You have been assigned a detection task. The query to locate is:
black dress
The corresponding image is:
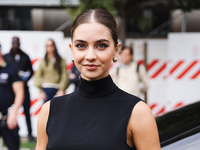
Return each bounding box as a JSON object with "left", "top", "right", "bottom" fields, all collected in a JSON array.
[{"left": 46, "top": 75, "right": 141, "bottom": 150}]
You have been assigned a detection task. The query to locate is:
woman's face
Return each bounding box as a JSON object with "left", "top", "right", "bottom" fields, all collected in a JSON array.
[
  {"left": 46, "top": 40, "right": 55, "bottom": 55},
  {"left": 70, "top": 22, "right": 121, "bottom": 81}
]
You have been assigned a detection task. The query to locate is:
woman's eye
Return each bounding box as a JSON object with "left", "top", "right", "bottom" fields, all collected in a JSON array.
[
  {"left": 75, "top": 43, "right": 86, "bottom": 49},
  {"left": 97, "top": 43, "right": 108, "bottom": 49}
]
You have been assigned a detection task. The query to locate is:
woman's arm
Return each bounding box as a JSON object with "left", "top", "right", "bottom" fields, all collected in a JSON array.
[
  {"left": 128, "top": 101, "right": 161, "bottom": 150},
  {"left": 36, "top": 101, "right": 50, "bottom": 150}
]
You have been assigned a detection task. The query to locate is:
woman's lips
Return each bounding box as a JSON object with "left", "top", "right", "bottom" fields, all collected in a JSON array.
[{"left": 84, "top": 64, "right": 99, "bottom": 71}]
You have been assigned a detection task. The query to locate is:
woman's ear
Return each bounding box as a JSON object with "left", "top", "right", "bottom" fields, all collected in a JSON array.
[
  {"left": 115, "top": 43, "right": 121, "bottom": 58},
  {"left": 69, "top": 43, "right": 75, "bottom": 63}
]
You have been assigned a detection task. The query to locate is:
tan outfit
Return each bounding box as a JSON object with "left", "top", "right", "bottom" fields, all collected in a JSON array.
[{"left": 34, "top": 57, "right": 69, "bottom": 92}]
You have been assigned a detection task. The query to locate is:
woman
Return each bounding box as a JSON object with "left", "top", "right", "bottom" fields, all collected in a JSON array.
[
  {"left": 36, "top": 9, "right": 161, "bottom": 150},
  {"left": 34, "top": 39, "right": 69, "bottom": 102}
]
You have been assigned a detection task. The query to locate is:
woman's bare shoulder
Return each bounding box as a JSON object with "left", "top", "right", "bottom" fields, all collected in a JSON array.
[
  {"left": 38, "top": 101, "right": 50, "bottom": 123},
  {"left": 134, "top": 101, "right": 152, "bottom": 114},
  {"left": 36, "top": 101, "right": 50, "bottom": 150},
  {"left": 131, "top": 101, "right": 155, "bottom": 125},
  {"left": 129, "top": 101, "right": 161, "bottom": 150}
]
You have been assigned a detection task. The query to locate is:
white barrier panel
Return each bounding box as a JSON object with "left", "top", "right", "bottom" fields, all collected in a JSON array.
[
  {"left": 166, "top": 33, "right": 200, "bottom": 110},
  {"left": 125, "top": 35, "right": 200, "bottom": 116}
]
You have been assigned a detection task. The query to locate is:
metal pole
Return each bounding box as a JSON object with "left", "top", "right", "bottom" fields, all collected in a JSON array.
[
  {"left": 144, "top": 41, "right": 148, "bottom": 104},
  {"left": 181, "top": 12, "right": 186, "bottom": 32}
]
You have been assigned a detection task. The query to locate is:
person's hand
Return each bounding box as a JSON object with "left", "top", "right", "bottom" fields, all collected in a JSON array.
[
  {"left": 40, "top": 91, "right": 46, "bottom": 101},
  {"left": 7, "top": 111, "right": 18, "bottom": 130},
  {"left": 56, "top": 90, "right": 65, "bottom": 96}
]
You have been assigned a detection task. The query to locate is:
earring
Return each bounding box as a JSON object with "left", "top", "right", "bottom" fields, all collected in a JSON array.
[
  {"left": 72, "top": 58, "right": 75, "bottom": 63},
  {"left": 113, "top": 57, "right": 118, "bottom": 62}
]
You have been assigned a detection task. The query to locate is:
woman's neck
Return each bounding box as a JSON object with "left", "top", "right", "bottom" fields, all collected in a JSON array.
[{"left": 78, "top": 75, "right": 117, "bottom": 98}]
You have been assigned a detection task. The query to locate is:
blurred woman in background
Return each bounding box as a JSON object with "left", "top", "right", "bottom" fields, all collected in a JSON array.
[{"left": 34, "top": 39, "right": 69, "bottom": 102}]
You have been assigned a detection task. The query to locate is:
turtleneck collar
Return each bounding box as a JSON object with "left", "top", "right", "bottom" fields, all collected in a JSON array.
[{"left": 78, "top": 75, "right": 117, "bottom": 98}]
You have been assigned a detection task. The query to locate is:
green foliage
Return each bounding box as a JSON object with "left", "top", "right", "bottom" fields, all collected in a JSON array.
[
  {"left": 20, "top": 140, "right": 36, "bottom": 149},
  {"left": 137, "top": 14, "right": 153, "bottom": 32},
  {"left": 127, "top": 10, "right": 153, "bottom": 32}
]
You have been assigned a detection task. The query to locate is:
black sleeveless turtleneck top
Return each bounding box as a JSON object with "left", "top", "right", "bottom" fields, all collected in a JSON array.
[{"left": 46, "top": 75, "right": 141, "bottom": 150}]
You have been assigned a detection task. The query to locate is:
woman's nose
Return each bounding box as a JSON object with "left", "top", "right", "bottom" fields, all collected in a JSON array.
[{"left": 85, "top": 47, "right": 97, "bottom": 61}]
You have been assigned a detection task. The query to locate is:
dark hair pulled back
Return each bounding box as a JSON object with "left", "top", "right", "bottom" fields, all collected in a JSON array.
[{"left": 71, "top": 9, "right": 118, "bottom": 46}]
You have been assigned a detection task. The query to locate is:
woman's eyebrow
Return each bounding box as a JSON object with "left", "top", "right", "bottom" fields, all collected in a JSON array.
[
  {"left": 74, "top": 39, "right": 110, "bottom": 44},
  {"left": 74, "top": 39, "right": 87, "bottom": 43},
  {"left": 95, "top": 39, "right": 110, "bottom": 43}
]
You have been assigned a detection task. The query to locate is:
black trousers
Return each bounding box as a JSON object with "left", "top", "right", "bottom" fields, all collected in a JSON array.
[
  {"left": 0, "top": 123, "right": 20, "bottom": 150},
  {"left": 23, "top": 86, "right": 32, "bottom": 136}
]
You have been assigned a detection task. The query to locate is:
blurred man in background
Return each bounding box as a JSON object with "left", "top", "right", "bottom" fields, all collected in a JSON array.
[
  {"left": 112, "top": 46, "right": 149, "bottom": 98},
  {"left": 4, "top": 37, "right": 34, "bottom": 141}
]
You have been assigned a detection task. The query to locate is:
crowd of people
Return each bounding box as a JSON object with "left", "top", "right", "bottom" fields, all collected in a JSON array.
[
  {"left": 0, "top": 37, "right": 71, "bottom": 149},
  {"left": 0, "top": 9, "right": 159, "bottom": 150}
]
